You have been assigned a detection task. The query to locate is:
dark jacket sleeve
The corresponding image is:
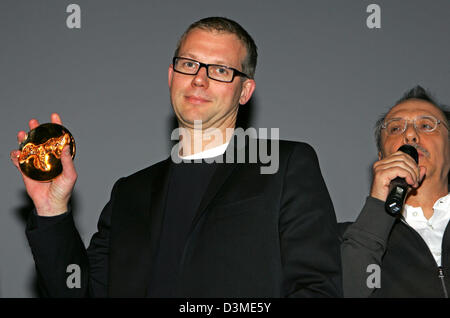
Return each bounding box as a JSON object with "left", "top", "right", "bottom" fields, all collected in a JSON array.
[
  {"left": 279, "top": 143, "right": 343, "bottom": 297},
  {"left": 341, "top": 196, "right": 396, "bottom": 297},
  {"left": 25, "top": 178, "right": 123, "bottom": 297}
]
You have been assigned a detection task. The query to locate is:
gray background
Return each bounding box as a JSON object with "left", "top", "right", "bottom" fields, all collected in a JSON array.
[{"left": 1, "top": 0, "right": 449, "bottom": 297}]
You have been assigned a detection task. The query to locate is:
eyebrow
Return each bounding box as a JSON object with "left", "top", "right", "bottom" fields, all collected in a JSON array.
[
  {"left": 179, "top": 53, "right": 235, "bottom": 68},
  {"left": 386, "top": 114, "right": 441, "bottom": 121}
]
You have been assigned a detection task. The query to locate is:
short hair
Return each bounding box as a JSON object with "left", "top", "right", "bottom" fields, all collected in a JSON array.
[
  {"left": 374, "top": 85, "right": 450, "bottom": 153},
  {"left": 173, "top": 17, "right": 258, "bottom": 79}
]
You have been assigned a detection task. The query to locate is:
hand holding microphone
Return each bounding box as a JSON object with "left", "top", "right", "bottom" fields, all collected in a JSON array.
[
  {"left": 370, "top": 144, "right": 427, "bottom": 215},
  {"left": 385, "top": 145, "right": 418, "bottom": 214}
]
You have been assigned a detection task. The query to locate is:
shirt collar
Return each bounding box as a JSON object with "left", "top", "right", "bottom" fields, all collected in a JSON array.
[
  {"left": 403, "top": 193, "right": 450, "bottom": 221},
  {"left": 433, "top": 193, "right": 450, "bottom": 211},
  {"left": 179, "top": 141, "right": 230, "bottom": 160}
]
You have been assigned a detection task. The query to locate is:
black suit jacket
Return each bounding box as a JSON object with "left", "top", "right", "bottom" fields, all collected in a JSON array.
[{"left": 26, "top": 140, "right": 342, "bottom": 297}]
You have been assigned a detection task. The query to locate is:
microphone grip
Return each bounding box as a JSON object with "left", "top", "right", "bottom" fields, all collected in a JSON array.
[
  {"left": 385, "top": 177, "right": 409, "bottom": 215},
  {"left": 384, "top": 144, "right": 418, "bottom": 215}
]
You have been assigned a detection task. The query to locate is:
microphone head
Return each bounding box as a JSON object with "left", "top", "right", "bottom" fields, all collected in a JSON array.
[{"left": 398, "top": 144, "right": 419, "bottom": 164}]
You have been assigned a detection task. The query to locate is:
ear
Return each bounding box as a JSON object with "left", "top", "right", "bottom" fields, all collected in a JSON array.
[
  {"left": 168, "top": 64, "right": 174, "bottom": 89},
  {"left": 238, "top": 79, "right": 256, "bottom": 105}
]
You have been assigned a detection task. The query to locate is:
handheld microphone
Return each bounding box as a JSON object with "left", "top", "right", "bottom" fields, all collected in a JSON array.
[{"left": 385, "top": 144, "right": 419, "bottom": 215}]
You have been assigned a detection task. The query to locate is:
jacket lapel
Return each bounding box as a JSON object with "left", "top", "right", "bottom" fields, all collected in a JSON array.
[
  {"left": 108, "top": 158, "right": 172, "bottom": 297},
  {"left": 145, "top": 158, "right": 172, "bottom": 293},
  {"left": 189, "top": 137, "right": 247, "bottom": 232},
  {"left": 191, "top": 159, "right": 237, "bottom": 228}
]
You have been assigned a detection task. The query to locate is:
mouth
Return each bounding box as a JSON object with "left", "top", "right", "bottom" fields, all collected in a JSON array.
[
  {"left": 415, "top": 147, "right": 429, "bottom": 159},
  {"left": 185, "top": 95, "right": 211, "bottom": 105},
  {"left": 408, "top": 143, "right": 430, "bottom": 160},
  {"left": 417, "top": 152, "right": 425, "bottom": 162}
]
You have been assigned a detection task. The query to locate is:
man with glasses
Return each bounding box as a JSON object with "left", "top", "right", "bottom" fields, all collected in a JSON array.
[
  {"left": 12, "top": 17, "right": 342, "bottom": 297},
  {"left": 341, "top": 86, "right": 450, "bottom": 297}
]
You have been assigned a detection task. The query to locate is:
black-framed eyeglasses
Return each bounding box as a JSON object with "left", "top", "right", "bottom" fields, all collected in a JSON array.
[
  {"left": 381, "top": 115, "right": 450, "bottom": 135},
  {"left": 172, "top": 57, "right": 250, "bottom": 83}
]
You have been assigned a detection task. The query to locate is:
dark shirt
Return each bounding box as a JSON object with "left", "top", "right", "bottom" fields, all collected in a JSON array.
[{"left": 147, "top": 159, "right": 218, "bottom": 297}]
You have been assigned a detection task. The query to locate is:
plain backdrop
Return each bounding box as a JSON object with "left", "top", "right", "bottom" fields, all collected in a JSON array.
[{"left": 1, "top": 0, "right": 449, "bottom": 297}]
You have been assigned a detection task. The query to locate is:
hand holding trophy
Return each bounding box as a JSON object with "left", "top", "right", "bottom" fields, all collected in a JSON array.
[{"left": 10, "top": 113, "right": 78, "bottom": 216}]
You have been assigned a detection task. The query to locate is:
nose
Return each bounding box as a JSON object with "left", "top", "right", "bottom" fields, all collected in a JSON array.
[
  {"left": 191, "top": 66, "right": 209, "bottom": 88},
  {"left": 403, "top": 121, "right": 420, "bottom": 144}
]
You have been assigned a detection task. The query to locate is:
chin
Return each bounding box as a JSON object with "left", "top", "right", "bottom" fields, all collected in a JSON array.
[
  {"left": 181, "top": 110, "right": 212, "bottom": 125},
  {"left": 179, "top": 116, "right": 208, "bottom": 128}
]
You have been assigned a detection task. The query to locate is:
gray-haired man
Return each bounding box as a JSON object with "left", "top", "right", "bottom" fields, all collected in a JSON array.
[{"left": 341, "top": 86, "right": 450, "bottom": 297}]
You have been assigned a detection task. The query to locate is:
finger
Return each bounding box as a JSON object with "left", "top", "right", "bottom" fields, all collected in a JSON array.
[
  {"left": 376, "top": 161, "right": 418, "bottom": 186},
  {"left": 375, "top": 153, "right": 420, "bottom": 181},
  {"left": 404, "top": 174, "right": 417, "bottom": 187},
  {"left": 29, "top": 118, "right": 40, "bottom": 130},
  {"left": 10, "top": 150, "right": 20, "bottom": 169},
  {"left": 51, "top": 113, "right": 63, "bottom": 125},
  {"left": 393, "top": 151, "right": 421, "bottom": 176},
  {"left": 374, "top": 152, "right": 409, "bottom": 168},
  {"left": 10, "top": 150, "right": 48, "bottom": 196},
  {"left": 17, "top": 130, "right": 27, "bottom": 144},
  {"left": 395, "top": 159, "right": 419, "bottom": 185},
  {"left": 385, "top": 167, "right": 416, "bottom": 186},
  {"left": 60, "top": 146, "right": 77, "bottom": 182},
  {"left": 10, "top": 151, "right": 32, "bottom": 184},
  {"left": 386, "top": 151, "right": 419, "bottom": 166},
  {"left": 376, "top": 159, "right": 418, "bottom": 180}
]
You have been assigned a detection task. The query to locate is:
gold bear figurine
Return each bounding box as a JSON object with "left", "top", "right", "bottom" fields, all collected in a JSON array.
[
  {"left": 19, "top": 123, "right": 76, "bottom": 182},
  {"left": 19, "top": 133, "right": 71, "bottom": 172}
]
